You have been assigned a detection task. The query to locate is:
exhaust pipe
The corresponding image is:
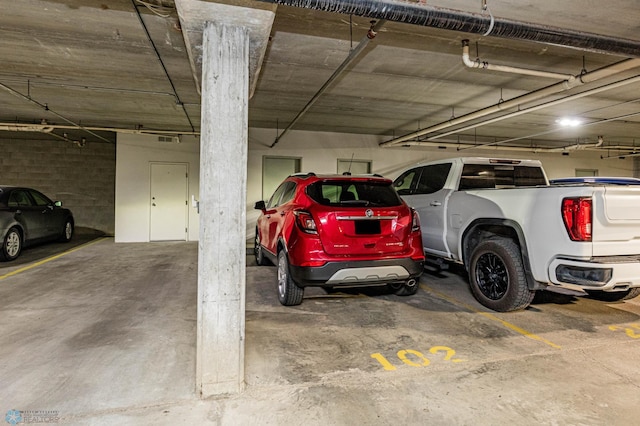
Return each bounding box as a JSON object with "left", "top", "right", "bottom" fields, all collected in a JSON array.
[{"left": 406, "top": 278, "right": 417, "bottom": 288}]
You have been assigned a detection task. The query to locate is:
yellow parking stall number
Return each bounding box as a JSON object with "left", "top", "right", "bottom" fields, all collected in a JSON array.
[
  {"left": 371, "top": 346, "right": 464, "bottom": 371},
  {"left": 398, "top": 349, "right": 431, "bottom": 367},
  {"left": 608, "top": 323, "right": 640, "bottom": 339}
]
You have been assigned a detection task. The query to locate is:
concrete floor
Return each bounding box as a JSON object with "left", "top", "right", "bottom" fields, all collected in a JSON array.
[{"left": 1, "top": 238, "right": 640, "bottom": 425}]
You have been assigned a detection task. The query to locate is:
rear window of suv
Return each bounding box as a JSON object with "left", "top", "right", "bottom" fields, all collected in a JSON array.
[{"left": 306, "top": 180, "right": 402, "bottom": 207}]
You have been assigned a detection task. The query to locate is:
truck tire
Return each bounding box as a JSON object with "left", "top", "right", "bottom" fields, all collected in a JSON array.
[
  {"left": 586, "top": 287, "right": 640, "bottom": 302},
  {"left": 277, "top": 250, "right": 304, "bottom": 306},
  {"left": 469, "top": 237, "right": 535, "bottom": 312}
]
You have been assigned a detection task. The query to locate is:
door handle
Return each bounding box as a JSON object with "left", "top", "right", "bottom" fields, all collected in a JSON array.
[
  {"left": 152, "top": 203, "right": 156, "bottom": 206},
  {"left": 280, "top": 211, "right": 286, "bottom": 216},
  {"left": 430, "top": 201, "right": 442, "bottom": 206}
]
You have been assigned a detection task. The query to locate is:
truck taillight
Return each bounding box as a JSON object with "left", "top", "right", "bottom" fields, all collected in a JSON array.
[
  {"left": 411, "top": 209, "right": 421, "bottom": 233},
  {"left": 294, "top": 211, "right": 318, "bottom": 234},
  {"left": 561, "top": 197, "right": 592, "bottom": 241}
]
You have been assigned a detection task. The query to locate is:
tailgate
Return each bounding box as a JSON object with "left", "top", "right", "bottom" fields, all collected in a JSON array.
[
  {"left": 592, "top": 186, "right": 640, "bottom": 254},
  {"left": 316, "top": 208, "right": 411, "bottom": 256}
]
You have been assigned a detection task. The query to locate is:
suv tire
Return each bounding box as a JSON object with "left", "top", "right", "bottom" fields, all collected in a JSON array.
[
  {"left": 254, "top": 229, "right": 268, "bottom": 266},
  {"left": 277, "top": 250, "right": 304, "bottom": 306}
]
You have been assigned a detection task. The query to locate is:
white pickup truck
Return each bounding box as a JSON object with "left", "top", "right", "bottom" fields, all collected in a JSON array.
[{"left": 393, "top": 157, "right": 640, "bottom": 311}]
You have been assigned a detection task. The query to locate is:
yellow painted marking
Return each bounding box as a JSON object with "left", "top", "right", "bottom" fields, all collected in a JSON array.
[
  {"left": 0, "top": 237, "right": 108, "bottom": 281},
  {"left": 608, "top": 324, "right": 640, "bottom": 339},
  {"left": 421, "top": 284, "right": 561, "bottom": 350},
  {"left": 429, "top": 345, "right": 465, "bottom": 363},
  {"left": 370, "top": 353, "right": 397, "bottom": 371},
  {"left": 398, "top": 349, "right": 430, "bottom": 367}
]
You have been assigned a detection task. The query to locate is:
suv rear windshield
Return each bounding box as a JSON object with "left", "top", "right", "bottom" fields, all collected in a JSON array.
[
  {"left": 459, "top": 164, "right": 546, "bottom": 190},
  {"left": 306, "top": 180, "right": 402, "bottom": 207}
]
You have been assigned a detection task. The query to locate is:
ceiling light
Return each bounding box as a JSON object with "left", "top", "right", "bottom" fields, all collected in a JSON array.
[{"left": 556, "top": 117, "right": 583, "bottom": 127}]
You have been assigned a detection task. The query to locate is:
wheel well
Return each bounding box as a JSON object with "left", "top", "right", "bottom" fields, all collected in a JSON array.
[
  {"left": 462, "top": 224, "right": 520, "bottom": 267},
  {"left": 10, "top": 225, "right": 24, "bottom": 240},
  {"left": 462, "top": 220, "right": 544, "bottom": 291}
]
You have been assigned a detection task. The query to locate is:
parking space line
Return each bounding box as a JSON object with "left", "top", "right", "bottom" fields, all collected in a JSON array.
[
  {"left": 0, "top": 237, "right": 108, "bottom": 281},
  {"left": 421, "top": 284, "right": 562, "bottom": 350}
]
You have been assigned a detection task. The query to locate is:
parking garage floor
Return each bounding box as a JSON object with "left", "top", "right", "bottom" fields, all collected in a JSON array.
[{"left": 1, "top": 238, "right": 640, "bottom": 425}]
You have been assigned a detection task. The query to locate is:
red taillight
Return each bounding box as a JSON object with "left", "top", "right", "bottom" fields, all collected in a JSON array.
[
  {"left": 411, "top": 209, "right": 421, "bottom": 233},
  {"left": 294, "top": 210, "right": 318, "bottom": 234},
  {"left": 561, "top": 197, "right": 592, "bottom": 241}
]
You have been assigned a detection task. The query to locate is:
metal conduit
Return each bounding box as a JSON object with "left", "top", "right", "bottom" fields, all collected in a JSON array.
[
  {"left": 380, "top": 58, "right": 640, "bottom": 147},
  {"left": 257, "top": 0, "right": 640, "bottom": 58},
  {"left": 132, "top": 0, "right": 196, "bottom": 133},
  {"left": 271, "top": 19, "right": 386, "bottom": 147},
  {"left": 424, "top": 74, "right": 640, "bottom": 147},
  {"left": 0, "top": 82, "right": 115, "bottom": 144}
]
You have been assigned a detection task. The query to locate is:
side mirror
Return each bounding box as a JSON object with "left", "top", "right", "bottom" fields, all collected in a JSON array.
[
  {"left": 254, "top": 200, "right": 266, "bottom": 211},
  {"left": 54, "top": 201, "right": 62, "bottom": 207}
]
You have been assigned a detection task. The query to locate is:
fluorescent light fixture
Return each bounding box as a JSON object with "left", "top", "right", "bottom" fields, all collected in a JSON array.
[{"left": 556, "top": 117, "right": 583, "bottom": 127}]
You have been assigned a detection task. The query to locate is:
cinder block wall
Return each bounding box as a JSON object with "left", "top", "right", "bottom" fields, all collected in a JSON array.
[{"left": 0, "top": 136, "right": 115, "bottom": 234}]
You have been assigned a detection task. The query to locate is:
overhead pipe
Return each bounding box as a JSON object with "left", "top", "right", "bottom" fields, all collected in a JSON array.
[
  {"left": 454, "top": 110, "right": 640, "bottom": 152},
  {"left": 380, "top": 58, "right": 640, "bottom": 147},
  {"left": 0, "top": 82, "right": 115, "bottom": 144},
  {"left": 0, "top": 124, "right": 54, "bottom": 133},
  {"left": 132, "top": 0, "right": 195, "bottom": 133},
  {"left": 257, "top": 0, "right": 640, "bottom": 58},
  {"left": 417, "top": 74, "right": 640, "bottom": 148},
  {"left": 0, "top": 121, "right": 200, "bottom": 136},
  {"left": 461, "top": 39, "right": 574, "bottom": 80},
  {"left": 397, "top": 136, "right": 635, "bottom": 154},
  {"left": 547, "top": 136, "right": 604, "bottom": 153},
  {"left": 271, "top": 19, "right": 386, "bottom": 147}
]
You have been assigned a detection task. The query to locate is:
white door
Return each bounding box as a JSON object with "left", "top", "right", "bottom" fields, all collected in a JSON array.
[{"left": 150, "top": 163, "right": 188, "bottom": 241}]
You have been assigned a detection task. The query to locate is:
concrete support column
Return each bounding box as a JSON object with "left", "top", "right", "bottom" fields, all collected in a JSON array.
[{"left": 197, "top": 21, "right": 248, "bottom": 397}]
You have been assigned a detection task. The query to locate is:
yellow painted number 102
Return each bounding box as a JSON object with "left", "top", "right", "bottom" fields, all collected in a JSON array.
[{"left": 371, "top": 346, "right": 465, "bottom": 371}]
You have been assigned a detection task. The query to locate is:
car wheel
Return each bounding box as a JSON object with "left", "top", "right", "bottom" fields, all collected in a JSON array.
[
  {"left": 469, "top": 237, "right": 535, "bottom": 312},
  {"left": 586, "top": 288, "right": 640, "bottom": 302},
  {"left": 60, "top": 219, "right": 74, "bottom": 242},
  {"left": 254, "top": 229, "right": 268, "bottom": 266},
  {"left": 1, "top": 227, "right": 22, "bottom": 261},
  {"left": 390, "top": 278, "right": 419, "bottom": 296},
  {"left": 277, "top": 250, "right": 304, "bottom": 306}
]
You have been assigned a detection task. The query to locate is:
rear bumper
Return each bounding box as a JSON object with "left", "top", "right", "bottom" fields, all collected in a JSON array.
[
  {"left": 548, "top": 255, "right": 640, "bottom": 292},
  {"left": 289, "top": 258, "right": 424, "bottom": 287}
]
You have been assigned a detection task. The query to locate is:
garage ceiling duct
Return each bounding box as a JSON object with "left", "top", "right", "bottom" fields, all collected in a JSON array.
[{"left": 257, "top": 0, "right": 640, "bottom": 58}]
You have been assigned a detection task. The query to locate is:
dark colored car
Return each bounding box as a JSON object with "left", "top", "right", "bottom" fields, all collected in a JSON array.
[
  {"left": 254, "top": 173, "right": 425, "bottom": 306},
  {"left": 0, "top": 186, "right": 74, "bottom": 261}
]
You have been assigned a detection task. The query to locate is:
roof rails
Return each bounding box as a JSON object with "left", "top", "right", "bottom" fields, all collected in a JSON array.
[
  {"left": 289, "top": 172, "right": 385, "bottom": 179},
  {"left": 290, "top": 172, "right": 316, "bottom": 179}
]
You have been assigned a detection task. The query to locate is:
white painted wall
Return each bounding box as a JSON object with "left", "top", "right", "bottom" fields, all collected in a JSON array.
[
  {"left": 115, "top": 133, "right": 200, "bottom": 242},
  {"left": 112, "top": 128, "right": 635, "bottom": 243}
]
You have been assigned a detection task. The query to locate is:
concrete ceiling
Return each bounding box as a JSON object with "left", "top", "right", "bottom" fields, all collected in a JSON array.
[{"left": 2, "top": 0, "right": 640, "bottom": 156}]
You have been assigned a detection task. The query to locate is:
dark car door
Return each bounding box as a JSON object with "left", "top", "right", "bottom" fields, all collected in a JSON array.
[
  {"left": 27, "top": 189, "right": 63, "bottom": 238},
  {"left": 7, "top": 189, "right": 47, "bottom": 241}
]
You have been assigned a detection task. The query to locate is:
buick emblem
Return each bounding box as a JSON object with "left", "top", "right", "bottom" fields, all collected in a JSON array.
[{"left": 365, "top": 209, "right": 374, "bottom": 218}]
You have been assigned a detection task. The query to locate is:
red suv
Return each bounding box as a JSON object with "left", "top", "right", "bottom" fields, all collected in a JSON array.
[{"left": 254, "top": 173, "right": 425, "bottom": 306}]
